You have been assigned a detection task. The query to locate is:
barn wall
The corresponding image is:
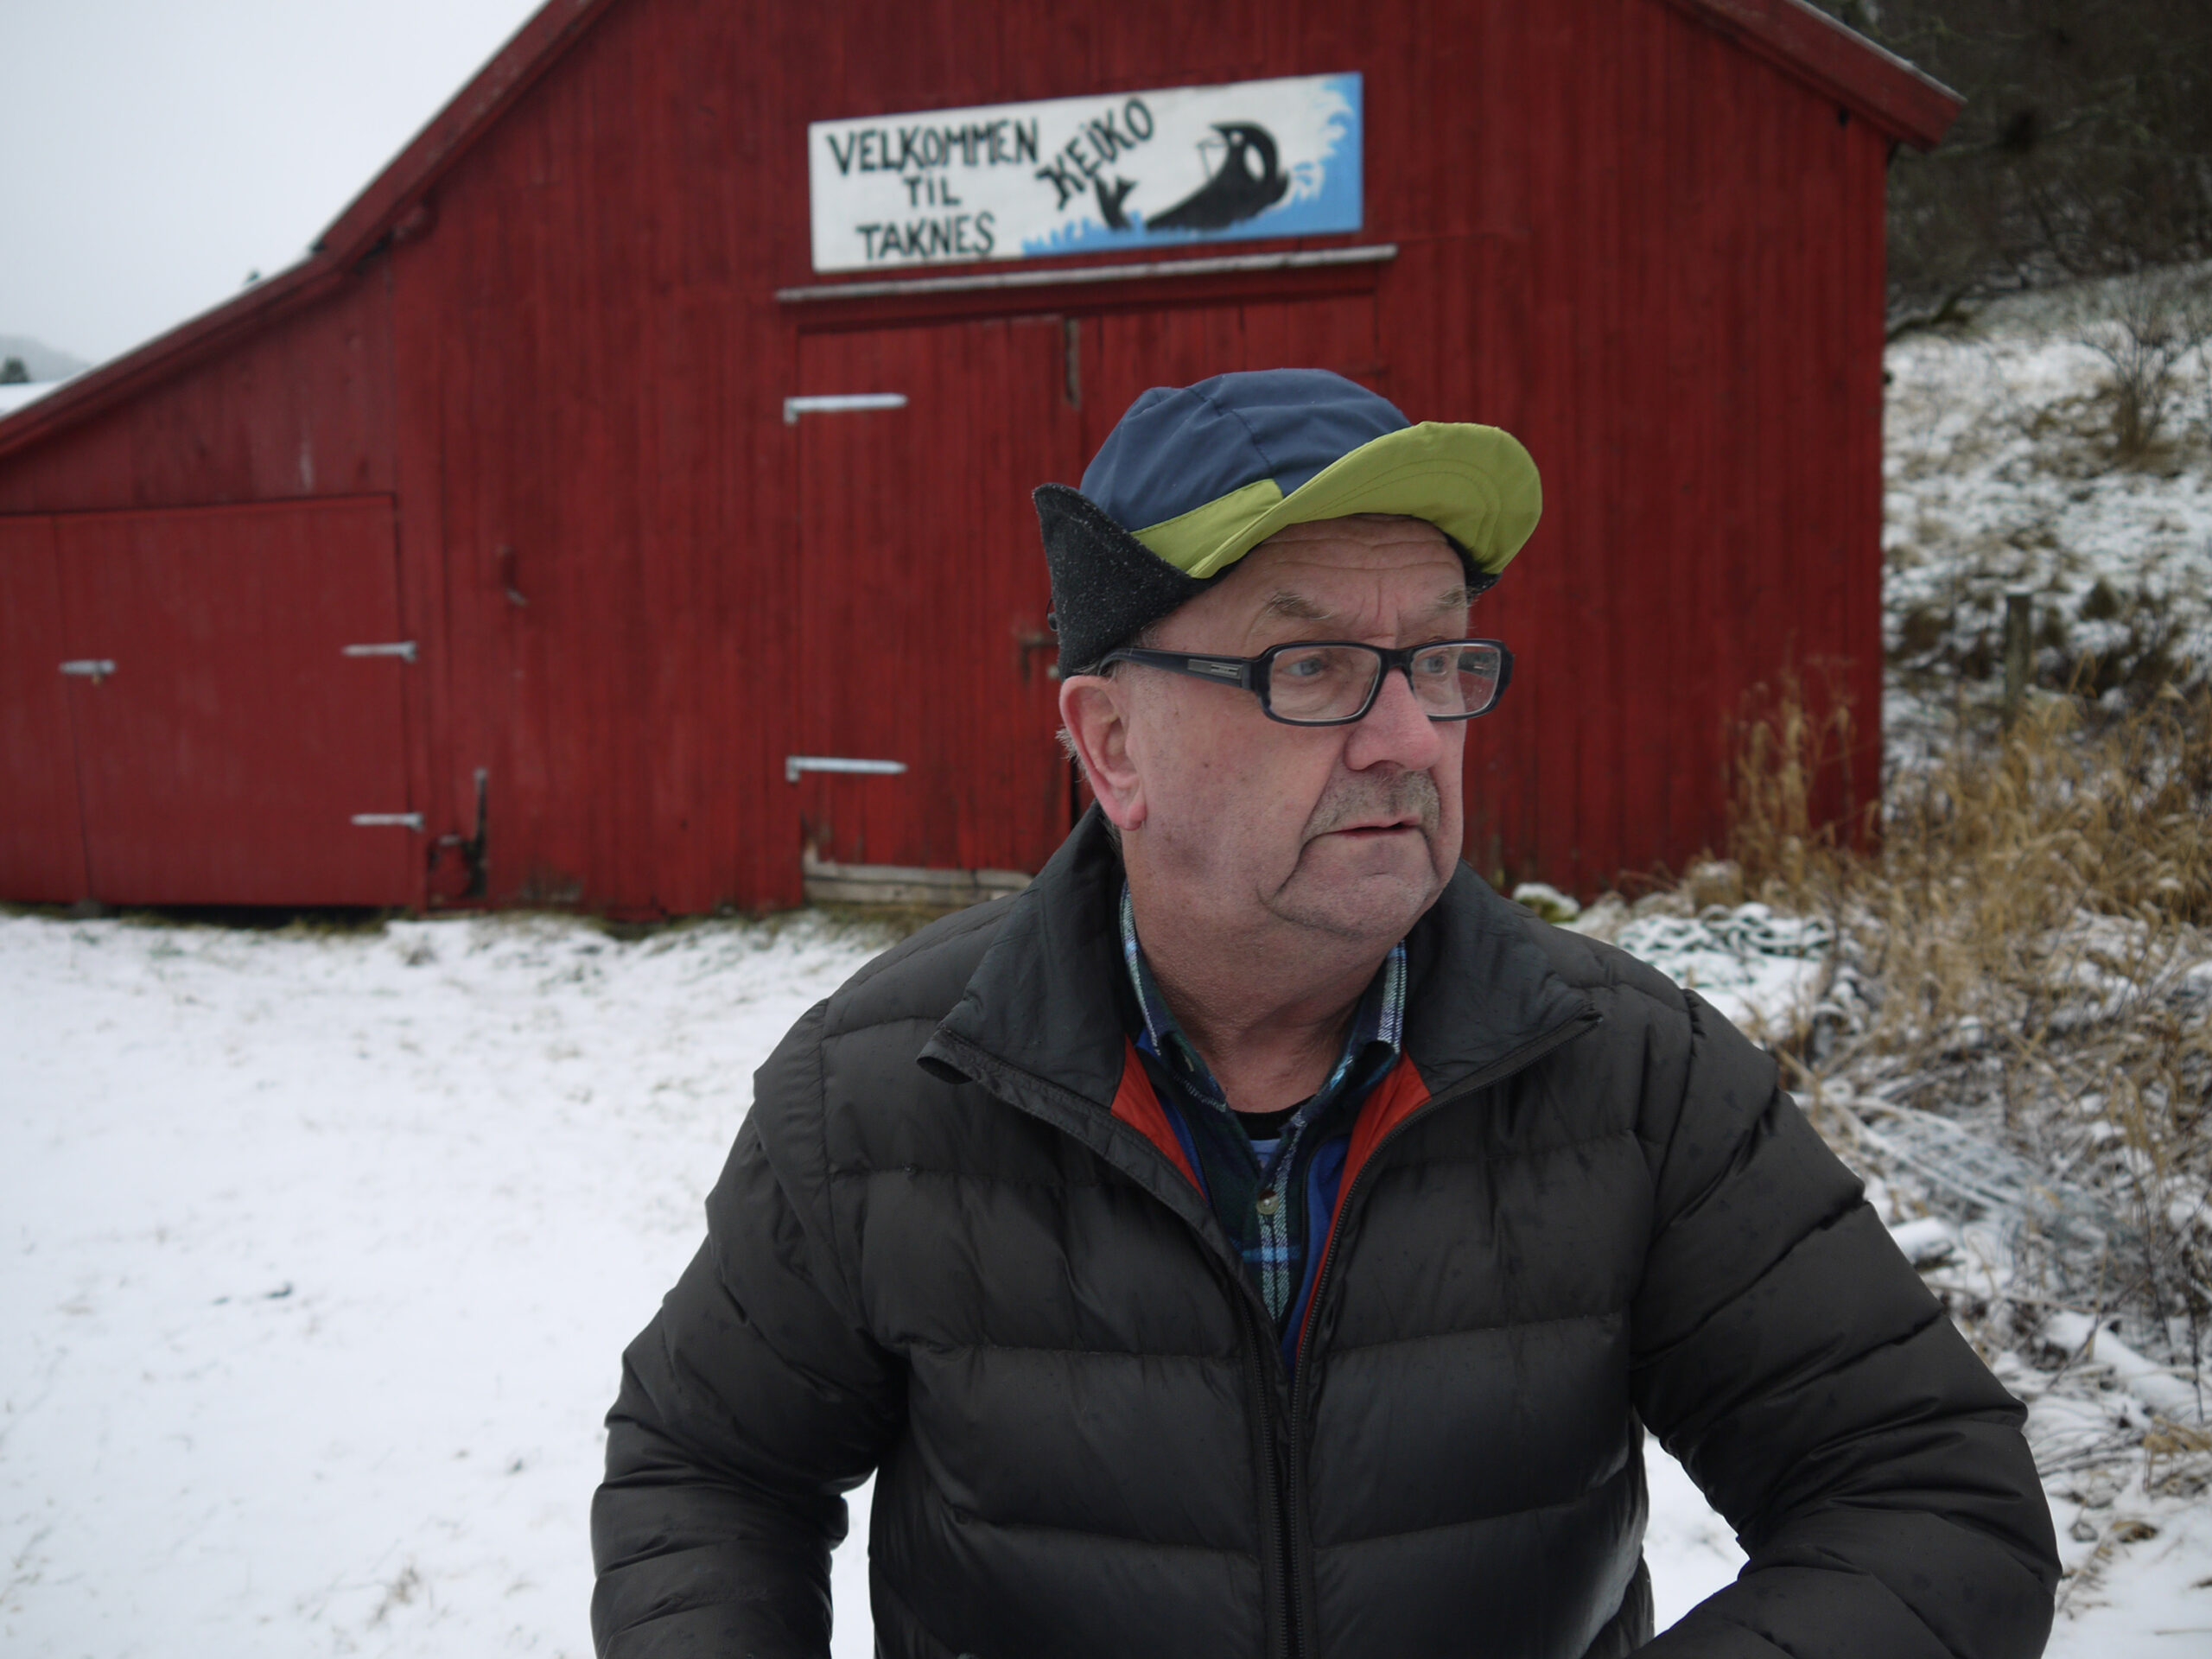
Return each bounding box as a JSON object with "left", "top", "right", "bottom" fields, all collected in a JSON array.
[
  {"left": 0, "top": 276, "right": 396, "bottom": 517},
  {"left": 1394, "top": 0, "right": 1893, "bottom": 892},
  {"left": 387, "top": 0, "right": 812, "bottom": 914},
  {"left": 0, "top": 0, "right": 1899, "bottom": 912},
  {"left": 378, "top": 0, "right": 1890, "bottom": 910}
]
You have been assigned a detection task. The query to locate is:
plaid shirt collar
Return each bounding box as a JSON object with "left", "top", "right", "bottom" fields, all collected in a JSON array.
[{"left": 1118, "top": 882, "right": 1407, "bottom": 1127}]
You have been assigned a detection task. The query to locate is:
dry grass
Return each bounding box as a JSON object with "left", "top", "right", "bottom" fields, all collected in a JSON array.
[
  {"left": 1714, "top": 679, "right": 2212, "bottom": 1447},
  {"left": 1730, "top": 683, "right": 2212, "bottom": 1040}
]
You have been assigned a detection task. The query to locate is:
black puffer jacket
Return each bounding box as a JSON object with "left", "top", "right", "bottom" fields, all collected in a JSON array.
[{"left": 592, "top": 812, "right": 2056, "bottom": 1658}]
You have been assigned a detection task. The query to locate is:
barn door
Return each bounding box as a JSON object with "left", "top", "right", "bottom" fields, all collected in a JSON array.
[
  {"left": 50, "top": 497, "right": 417, "bottom": 906},
  {"left": 1047, "top": 291, "right": 1389, "bottom": 823},
  {"left": 791, "top": 317, "right": 1083, "bottom": 892},
  {"left": 0, "top": 516, "right": 88, "bottom": 900},
  {"left": 1078, "top": 294, "right": 1386, "bottom": 453}
]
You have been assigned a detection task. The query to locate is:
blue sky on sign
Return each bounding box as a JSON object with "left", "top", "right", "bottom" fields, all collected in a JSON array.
[{"left": 0, "top": 0, "right": 543, "bottom": 367}]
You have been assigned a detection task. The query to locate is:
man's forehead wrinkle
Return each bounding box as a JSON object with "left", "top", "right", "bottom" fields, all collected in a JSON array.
[
  {"left": 1254, "top": 581, "right": 1470, "bottom": 628},
  {"left": 1262, "top": 590, "right": 1332, "bottom": 622}
]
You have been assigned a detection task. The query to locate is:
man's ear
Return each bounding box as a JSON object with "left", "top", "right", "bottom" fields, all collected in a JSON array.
[{"left": 1058, "top": 675, "right": 1147, "bottom": 832}]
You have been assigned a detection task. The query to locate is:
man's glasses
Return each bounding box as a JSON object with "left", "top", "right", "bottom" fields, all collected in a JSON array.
[{"left": 1096, "top": 639, "right": 1514, "bottom": 728}]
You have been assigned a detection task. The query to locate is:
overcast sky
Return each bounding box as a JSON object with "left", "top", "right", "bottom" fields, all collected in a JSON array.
[{"left": 1, "top": 0, "right": 546, "bottom": 368}]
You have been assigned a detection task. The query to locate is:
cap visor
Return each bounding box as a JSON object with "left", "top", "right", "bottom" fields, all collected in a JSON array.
[{"left": 1134, "top": 422, "right": 1542, "bottom": 582}]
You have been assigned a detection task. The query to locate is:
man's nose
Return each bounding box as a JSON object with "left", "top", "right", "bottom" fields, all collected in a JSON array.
[{"left": 1344, "top": 661, "right": 1447, "bottom": 771}]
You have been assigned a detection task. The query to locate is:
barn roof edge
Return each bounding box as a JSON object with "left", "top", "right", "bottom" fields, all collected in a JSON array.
[
  {"left": 0, "top": 0, "right": 618, "bottom": 468},
  {"left": 1666, "top": 0, "right": 1962, "bottom": 149},
  {"left": 0, "top": 0, "right": 1959, "bottom": 467}
]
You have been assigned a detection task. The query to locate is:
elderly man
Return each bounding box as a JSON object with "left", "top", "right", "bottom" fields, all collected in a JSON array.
[{"left": 591, "top": 371, "right": 2056, "bottom": 1658}]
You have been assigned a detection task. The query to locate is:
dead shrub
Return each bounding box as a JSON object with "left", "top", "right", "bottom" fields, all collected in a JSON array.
[
  {"left": 1726, "top": 682, "right": 2212, "bottom": 1412},
  {"left": 2075, "top": 268, "right": 2212, "bottom": 460}
]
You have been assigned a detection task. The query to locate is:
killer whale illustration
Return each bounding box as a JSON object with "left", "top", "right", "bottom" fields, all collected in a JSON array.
[
  {"left": 1145, "top": 123, "right": 1290, "bottom": 232},
  {"left": 1094, "top": 175, "right": 1138, "bottom": 231}
]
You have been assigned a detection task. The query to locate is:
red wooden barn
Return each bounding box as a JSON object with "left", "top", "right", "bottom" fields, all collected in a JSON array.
[{"left": 0, "top": 0, "right": 1956, "bottom": 917}]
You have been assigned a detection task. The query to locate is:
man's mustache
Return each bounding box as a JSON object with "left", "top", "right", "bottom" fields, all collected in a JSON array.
[{"left": 1302, "top": 771, "right": 1442, "bottom": 840}]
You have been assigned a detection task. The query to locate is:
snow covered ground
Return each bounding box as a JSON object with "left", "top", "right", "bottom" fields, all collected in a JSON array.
[
  {"left": 0, "top": 906, "right": 2186, "bottom": 1656},
  {"left": 0, "top": 912, "right": 866, "bottom": 1657}
]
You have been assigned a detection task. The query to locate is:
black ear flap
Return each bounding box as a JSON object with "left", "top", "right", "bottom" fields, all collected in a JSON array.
[
  {"left": 1033, "top": 483, "right": 1211, "bottom": 675},
  {"left": 1444, "top": 534, "right": 1499, "bottom": 598}
]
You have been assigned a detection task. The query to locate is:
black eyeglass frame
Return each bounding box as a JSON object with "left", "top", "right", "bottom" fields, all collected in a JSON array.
[{"left": 1096, "top": 638, "right": 1516, "bottom": 728}]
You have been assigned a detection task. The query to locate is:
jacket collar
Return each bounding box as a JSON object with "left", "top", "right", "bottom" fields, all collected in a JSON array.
[{"left": 921, "top": 807, "right": 1595, "bottom": 1133}]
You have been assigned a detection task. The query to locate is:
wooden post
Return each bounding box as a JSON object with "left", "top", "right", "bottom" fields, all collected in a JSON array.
[{"left": 2003, "top": 591, "right": 2033, "bottom": 727}]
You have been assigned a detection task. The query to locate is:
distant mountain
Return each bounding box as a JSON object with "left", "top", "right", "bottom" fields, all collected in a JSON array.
[{"left": 0, "top": 334, "right": 93, "bottom": 383}]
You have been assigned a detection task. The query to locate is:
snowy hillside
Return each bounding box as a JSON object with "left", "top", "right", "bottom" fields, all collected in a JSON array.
[
  {"left": 0, "top": 334, "right": 92, "bottom": 384},
  {"left": 1882, "top": 273, "right": 2212, "bottom": 756}
]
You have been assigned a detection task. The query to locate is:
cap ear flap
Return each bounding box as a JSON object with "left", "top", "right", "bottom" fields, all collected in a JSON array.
[
  {"left": 1440, "top": 531, "right": 1499, "bottom": 599},
  {"left": 1034, "top": 483, "right": 1211, "bottom": 675}
]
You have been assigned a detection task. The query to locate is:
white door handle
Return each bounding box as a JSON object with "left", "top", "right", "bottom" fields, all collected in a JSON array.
[
  {"left": 785, "top": 755, "right": 908, "bottom": 784},
  {"left": 783, "top": 392, "right": 907, "bottom": 424}
]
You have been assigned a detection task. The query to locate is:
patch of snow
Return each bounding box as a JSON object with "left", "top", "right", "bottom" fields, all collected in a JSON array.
[
  {"left": 0, "top": 379, "right": 68, "bottom": 418},
  {"left": 1510, "top": 881, "right": 1580, "bottom": 924},
  {"left": 1607, "top": 904, "right": 1832, "bottom": 1039},
  {"left": 1886, "top": 1216, "right": 1961, "bottom": 1268},
  {"left": 2045, "top": 1312, "right": 2207, "bottom": 1425},
  {"left": 1, "top": 911, "right": 876, "bottom": 1658},
  {"left": 2044, "top": 1461, "right": 2212, "bottom": 1656},
  {"left": 1642, "top": 1441, "right": 1745, "bottom": 1628}
]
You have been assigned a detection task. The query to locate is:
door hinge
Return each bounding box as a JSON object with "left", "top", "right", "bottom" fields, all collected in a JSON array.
[
  {"left": 343, "top": 641, "right": 417, "bottom": 662},
  {"left": 59, "top": 659, "right": 116, "bottom": 682},
  {"left": 351, "top": 812, "right": 424, "bottom": 831}
]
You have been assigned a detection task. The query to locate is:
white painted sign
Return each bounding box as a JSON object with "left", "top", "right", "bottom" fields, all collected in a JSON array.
[{"left": 808, "top": 73, "right": 1362, "bottom": 273}]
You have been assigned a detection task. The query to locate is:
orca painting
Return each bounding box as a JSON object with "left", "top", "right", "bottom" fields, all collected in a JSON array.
[
  {"left": 1094, "top": 175, "right": 1139, "bottom": 231},
  {"left": 1145, "top": 124, "right": 1291, "bottom": 232}
]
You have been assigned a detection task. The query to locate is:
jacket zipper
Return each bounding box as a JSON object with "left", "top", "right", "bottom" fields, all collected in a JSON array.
[
  {"left": 1231, "top": 1286, "right": 1296, "bottom": 1659},
  {"left": 1281, "top": 1007, "right": 1602, "bottom": 1659},
  {"left": 931, "top": 1007, "right": 1599, "bottom": 1659}
]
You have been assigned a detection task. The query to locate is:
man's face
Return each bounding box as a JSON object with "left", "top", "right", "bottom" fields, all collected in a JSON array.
[{"left": 1068, "top": 514, "right": 1471, "bottom": 946}]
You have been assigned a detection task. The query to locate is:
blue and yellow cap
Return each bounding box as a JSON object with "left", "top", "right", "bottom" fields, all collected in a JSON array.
[{"left": 1036, "top": 368, "right": 1541, "bottom": 673}]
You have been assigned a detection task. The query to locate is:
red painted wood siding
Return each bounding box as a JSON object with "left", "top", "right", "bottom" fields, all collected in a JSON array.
[
  {"left": 0, "top": 516, "right": 89, "bottom": 900},
  {"left": 0, "top": 0, "right": 1896, "bottom": 910},
  {"left": 40, "top": 499, "right": 416, "bottom": 906},
  {"left": 0, "top": 276, "right": 396, "bottom": 518},
  {"left": 792, "top": 317, "right": 1079, "bottom": 874}
]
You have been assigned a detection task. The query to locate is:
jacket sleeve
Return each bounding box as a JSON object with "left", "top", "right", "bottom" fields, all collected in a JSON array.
[
  {"left": 1630, "top": 992, "right": 2059, "bottom": 1659},
  {"left": 591, "top": 1002, "right": 901, "bottom": 1657}
]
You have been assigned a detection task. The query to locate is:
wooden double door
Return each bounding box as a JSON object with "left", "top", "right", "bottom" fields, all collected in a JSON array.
[
  {"left": 788, "top": 294, "right": 1384, "bottom": 880},
  {"left": 0, "top": 497, "right": 416, "bottom": 906}
]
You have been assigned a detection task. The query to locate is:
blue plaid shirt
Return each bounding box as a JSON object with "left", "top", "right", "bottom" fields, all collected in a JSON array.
[{"left": 1120, "top": 886, "right": 1407, "bottom": 1358}]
